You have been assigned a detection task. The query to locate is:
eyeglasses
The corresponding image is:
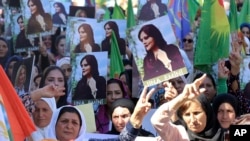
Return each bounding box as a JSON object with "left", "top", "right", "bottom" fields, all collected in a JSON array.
[{"left": 182, "top": 38, "right": 193, "bottom": 43}]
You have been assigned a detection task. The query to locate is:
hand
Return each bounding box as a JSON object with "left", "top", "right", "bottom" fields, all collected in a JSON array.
[
  {"left": 230, "top": 40, "right": 242, "bottom": 75},
  {"left": 233, "top": 114, "right": 250, "bottom": 125},
  {"left": 130, "top": 86, "right": 156, "bottom": 128},
  {"left": 181, "top": 74, "right": 206, "bottom": 100},
  {"left": 162, "top": 81, "right": 178, "bottom": 102},
  {"left": 218, "top": 59, "right": 229, "bottom": 79},
  {"left": 30, "top": 84, "right": 65, "bottom": 101}
]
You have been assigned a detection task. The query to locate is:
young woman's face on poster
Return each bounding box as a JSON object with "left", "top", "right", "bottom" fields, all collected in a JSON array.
[
  {"left": 104, "top": 24, "right": 112, "bottom": 38},
  {"left": 79, "top": 27, "right": 88, "bottom": 42},
  {"left": 81, "top": 59, "right": 91, "bottom": 77},
  {"left": 139, "top": 31, "right": 155, "bottom": 51},
  {"left": 28, "top": 0, "right": 38, "bottom": 15},
  {"left": 18, "top": 17, "right": 25, "bottom": 31},
  {"left": 54, "top": 3, "right": 61, "bottom": 13},
  {"left": 18, "top": 67, "right": 26, "bottom": 85}
]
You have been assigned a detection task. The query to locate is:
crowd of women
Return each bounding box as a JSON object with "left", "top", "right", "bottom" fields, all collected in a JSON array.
[{"left": 0, "top": 0, "right": 250, "bottom": 141}]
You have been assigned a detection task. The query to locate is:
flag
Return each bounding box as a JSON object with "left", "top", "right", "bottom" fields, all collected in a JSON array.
[
  {"left": 0, "top": 66, "right": 36, "bottom": 141},
  {"left": 168, "top": 0, "right": 191, "bottom": 45},
  {"left": 194, "top": 0, "right": 230, "bottom": 73},
  {"left": 187, "top": 0, "right": 200, "bottom": 27},
  {"left": 126, "top": 0, "right": 136, "bottom": 29},
  {"left": 103, "top": 7, "right": 111, "bottom": 20},
  {"left": 110, "top": 31, "right": 124, "bottom": 78},
  {"left": 228, "top": 0, "right": 239, "bottom": 32},
  {"left": 238, "top": 0, "right": 250, "bottom": 25},
  {"left": 112, "top": 0, "right": 125, "bottom": 19}
]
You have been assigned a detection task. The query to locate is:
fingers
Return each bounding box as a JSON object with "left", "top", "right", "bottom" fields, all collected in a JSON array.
[
  {"left": 193, "top": 73, "right": 206, "bottom": 87},
  {"left": 145, "top": 88, "right": 155, "bottom": 102}
]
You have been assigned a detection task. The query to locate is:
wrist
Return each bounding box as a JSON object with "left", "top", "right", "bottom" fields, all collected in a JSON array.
[{"left": 130, "top": 115, "right": 142, "bottom": 129}]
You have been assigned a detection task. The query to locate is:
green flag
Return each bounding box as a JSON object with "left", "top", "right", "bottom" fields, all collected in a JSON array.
[
  {"left": 187, "top": 0, "right": 200, "bottom": 26},
  {"left": 194, "top": 0, "right": 230, "bottom": 73},
  {"left": 112, "top": 0, "right": 125, "bottom": 19},
  {"left": 238, "top": 0, "right": 250, "bottom": 25},
  {"left": 229, "top": 0, "right": 239, "bottom": 32},
  {"left": 126, "top": 0, "right": 136, "bottom": 29},
  {"left": 110, "top": 31, "right": 124, "bottom": 78},
  {"left": 103, "top": 7, "right": 111, "bottom": 20}
]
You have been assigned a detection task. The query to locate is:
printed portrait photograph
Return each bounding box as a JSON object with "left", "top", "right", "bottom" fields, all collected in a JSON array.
[
  {"left": 20, "top": 0, "right": 53, "bottom": 36},
  {"left": 69, "top": 5, "right": 95, "bottom": 18},
  {"left": 129, "top": 15, "right": 187, "bottom": 87},
  {"left": 50, "top": 0, "right": 71, "bottom": 26},
  {"left": 71, "top": 52, "right": 108, "bottom": 105}
]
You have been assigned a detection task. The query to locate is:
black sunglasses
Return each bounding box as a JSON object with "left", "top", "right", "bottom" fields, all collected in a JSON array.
[{"left": 182, "top": 38, "right": 193, "bottom": 43}]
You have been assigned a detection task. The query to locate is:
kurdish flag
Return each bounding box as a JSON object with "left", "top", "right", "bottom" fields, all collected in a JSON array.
[
  {"left": 0, "top": 66, "right": 36, "bottom": 141},
  {"left": 238, "top": 0, "right": 250, "bottom": 25},
  {"left": 110, "top": 31, "right": 124, "bottom": 78},
  {"left": 194, "top": 0, "right": 230, "bottom": 73}
]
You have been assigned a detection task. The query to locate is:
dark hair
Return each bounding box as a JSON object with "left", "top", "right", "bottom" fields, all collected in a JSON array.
[
  {"left": 122, "top": 59, "right": 132, "bottom": 68},
  {"left": 243, "top": 82, "right": 250, "bottom": 100},
  {"left": 39, "top": 65, "right": 68, "bottom": 108},
  {"left": 57, "top": 106, "right": 82, "bottom": 127},
  {"left": 193, "top": 73, "right": 216, "bottom": 89},
  {"left": 78, "top": 23, "right": 95, "bottom": 45},
  {"left": 17, "top": 15, "right": 23, "bottom": 23},
  {"left": 80, "top": 54, "right": 99, "bottom": 77},
  {"left": 54, "top": 35, "right": 65, "bottom": 55},
  {"left": 240, "top": 23, "right": 250, "bottom": 31},
  {"left": 107, "top": 78, "right": 126, "bottom": 97},
  {"left": 104, "top": 21, "right": 120, "bottom": 39},
  {"left": 138, "top": 24, "right": 167, "bottom": 51},
  {"left": 109, "top": 98, "right": 135, "bottom": 117},
  {"left": 119, "top": 69, "right": 132, "bottom": 94},
  {"left": 27, "top": 0, "right": 45, "bottom": 15},
  {"left": 53, "top": 2, "right": 67, "bottom": 15}
]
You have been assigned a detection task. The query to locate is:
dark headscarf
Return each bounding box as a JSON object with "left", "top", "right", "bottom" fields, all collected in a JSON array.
[
  {"left": 109, "top": 98, "right": 135, "bottom": 118},
  {"left": 177, "top": 94, "right": 217, "bottom": 140},
  {"left": 213, "top": 93, "right": 240, "bottom": 117}
]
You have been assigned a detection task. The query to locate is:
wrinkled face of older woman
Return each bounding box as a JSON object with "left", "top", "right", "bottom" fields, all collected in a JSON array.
[
  {"left": 33, "top": 100, "right": 53, "bottom": 128},
  {"left": 182, "top": 101, "right": 207, "bottom": 133},
  {"left": 112, "top": 106, "right": 131, "bottom": 132},
  {"left": 217, "top": 103, "right": 236, "bottom": 129},
  {"left": 55, "top": 112, "right": 81, "bottom": 141}
]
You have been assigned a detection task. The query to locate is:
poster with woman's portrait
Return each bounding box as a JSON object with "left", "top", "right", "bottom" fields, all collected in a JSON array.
[
  {"left": 12, "top": 13, "right": 39, "bottom": 53},
  {"left": 137, "top": 0, "right": 168, "bottom": 24},
  {"left": 240, "top": 56, "right": 250, "bottom": 89},
  {"left": 129, "top": 15, "right": 187, "bottom": 87},
  {"left": 99, "top": 19, "right": 127, "bottom": 57},
  {"left": 20, "top": 0, "right": 53, "bottom": 37},
  {"left": 11, "top": 56, "right": 34, "bottom": 96},
  {"left": 69, "top": 5, "right": 95, "bottom": 18},
  {"left": 71, "top": 52, "right": 108, "bottom": 106},
  {"left": 66, "top": 17, "right": 101, "bottom": 56},
  {"left": 50, "top": 0, "right": 71, "bottom": 27}
]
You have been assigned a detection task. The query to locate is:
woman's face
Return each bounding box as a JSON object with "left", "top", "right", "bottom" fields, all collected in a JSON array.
[
  {"left": 57, "top": 38, "right": 66, "bottom": 57},
  {"left": 7, "top": 61, "right": 17, "bottom": 78},
  {"left": 0, "top": 40, "right": 8, "bottom": 58},
  {"left": 217, "top": 103, "right": 236, "bottom": 129},
  {"left": 106, "top": 83, "right": 123, "bottom": 108},
  {"left": 183, "top": 34, "right": 194, "bottom": 51},
  {"left": 139, "top": 31, "right": 155, "bottom": 51},
  {"left": 54, "top": 4, "right": 61, "bottom": 13},
  {"left": 79, "top": 27, "right": 87, "bottom": 42},
  {"left": 28, "top": 0, "right": 37, "bottom": 15},
  {"left": 169, "top": 77, "right": 185, "bottom": 94},
  {"left": 241, "top": 27, "right": 250, "bottom": 38},
  {"left": 199, "top": 77, "right": 216, "bottom": 102},
  {"left": 104, "top": 24, "right": 112, "bottom": 37},
  {"left": 42, "top": 36, "right": 52, "bottom": 49},
  {"left": 18, "top": 17, "right": 25, "bottom": 31},
  {"left": 81, "top": 59, "right": 91, "bottom": 77},
  {"left": 182, "top": 101, "right": 207, "bottom": 133},
  {"left": 61, "top": 64, "right": 72, "bottom": 81},
  {"left": 112, "top": 107, "right": 131, "bottom": 133},
  {"left": 44, "top": 69, "right": 65, "bottom": 88},
  {"left": 18, "top": 67, "right": 26, "bottom": 85},
  {"left": 32, "top": 100, "right": 53, "bottom": 128},
  {"left": 56, "top": 112, "right": 81, "bottom": 141}
]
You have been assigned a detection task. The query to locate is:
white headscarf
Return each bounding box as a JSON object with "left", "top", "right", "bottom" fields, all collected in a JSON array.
[
  {"left": 46, "top": 105, "right": 86, "bottom": 141},
  {"left": 31, "top": 97, "right": 57, "bottom": 141}
]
